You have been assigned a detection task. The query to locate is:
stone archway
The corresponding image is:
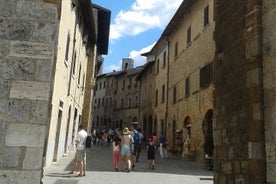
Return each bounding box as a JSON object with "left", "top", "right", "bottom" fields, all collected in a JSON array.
[
  {"left": 183, "top": 116, "right": 191, "bottom": 158},
  {"left": 202, "top": 109, "right": 213, "bottom": 169},
  {"left": 148, "top": 115, "right": 153, "bottom": 139}
]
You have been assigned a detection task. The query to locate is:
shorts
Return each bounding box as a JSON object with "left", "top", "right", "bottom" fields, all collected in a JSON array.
[
  {"left": 121, "top": 144, "right": 131, "bottom": 156},
  {"left": 76, "top": 149, "right": 86, "bottom": 162},
  {"left": 132, "top": 143, "right": 141, "bottom": 155}
]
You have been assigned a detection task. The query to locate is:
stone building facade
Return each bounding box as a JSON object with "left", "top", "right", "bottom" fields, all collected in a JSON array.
[
  {"left": 44, "top": 0, "right": 91, "bottom": 167},
  {"left": 139, "top": 0, "right": 215, "bottom": 163},
  {"left": 137, "top": 60, "right": 156, "bottom": 139},
  {"left": 92, "top": 59, "right": 142, "bottom": 130},
  {"left": 93, "top": 73, "right": 108, "bottom": 128}
]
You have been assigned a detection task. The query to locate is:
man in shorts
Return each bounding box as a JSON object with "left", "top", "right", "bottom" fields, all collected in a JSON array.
[{"left": 75, "top": 125, "right": 87, "bottom": 176}]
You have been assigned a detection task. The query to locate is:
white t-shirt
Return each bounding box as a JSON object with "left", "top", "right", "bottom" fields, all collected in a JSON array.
[
  {"left": 76, "top": 129, "right": 87, "bottom": 150},
  {"left": 112, "top": 142, "right": 120, "bottom": 151}
]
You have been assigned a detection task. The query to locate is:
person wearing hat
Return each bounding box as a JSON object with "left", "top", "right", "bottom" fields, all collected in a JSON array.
[{"left": 120, "top": 127, "right": 133, "bottom": 172}]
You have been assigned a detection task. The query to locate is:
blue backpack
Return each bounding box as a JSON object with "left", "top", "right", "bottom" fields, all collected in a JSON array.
[{"left": 133, "top": 131, "right": 140, "bottom": 144}]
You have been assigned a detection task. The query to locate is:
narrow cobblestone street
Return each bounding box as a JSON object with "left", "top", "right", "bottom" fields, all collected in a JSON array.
[{"left": 42, "top": 145, "right": 213, "bottom": 184}]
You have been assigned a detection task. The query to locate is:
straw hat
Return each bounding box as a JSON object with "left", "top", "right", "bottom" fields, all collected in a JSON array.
[{"left": 123, "top": 127, "right": 130, "bottom": 134}]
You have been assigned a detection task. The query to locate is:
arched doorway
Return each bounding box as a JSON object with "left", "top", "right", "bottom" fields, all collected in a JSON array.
[
  {"left": 202, "top": 109, "right": 213, "bottom": 170},
  {"left": 183, "top": 116, "right": 191, "bottom": 158},
  {"left": 154, "top": 116, "right": 157, "bottom": 135},
  {"left": 132, "top": 117, "right": 137, "bottom": 122},
  {"left": 143, "top": 117, "right": 147, "bottom": 138},
  {"left": 172, "top": 119, "right": 176, "bottom": 149},
  {"left": 148, "top": 115, "right": 153, "bottom": 139}
]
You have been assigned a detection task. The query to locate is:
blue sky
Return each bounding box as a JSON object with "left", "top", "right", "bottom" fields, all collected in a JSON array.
[{"left": 92, "top": 0, "right": 183, "bottom": 73}]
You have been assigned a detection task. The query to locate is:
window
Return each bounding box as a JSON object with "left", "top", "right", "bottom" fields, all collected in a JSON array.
[
  {"left": 174, "top": 41, "right": 178, "bottom": 58},
  {"left": 77, "top": 65, "right": 81, "bottom": 85},
  {"left": 121, "top": 98, "right": 124, "bottom": 109},
  {"left": 110, "top": 97, "right": 112, "bottom": 107},
  {"left": 103, "top": 81, "right": 106, "bottom": 88},
  {"left": 200, "top": 62, "right": 212, "bottom": 88},
  {"left": 102, "top": 98, "right": 104, "bottom": 107},
  {"left": 115, "top": 81, "right": 118, "bottom": 91},
  {"left": 128, "top": 77, "right": 132, "bottom": 88},
  {"left": 98, "top": 99, "right": 101, "bottom": 108},
  {"left": 204, "top": 5, "right": 209, "bottom": 27},
  {"left": 163, "top": 51, "right": 166, "bottom": 68},
  {"left": 135, "top": 96, "right": 139, "bottom": 107},
  {"left": 161, "top": 84, "right": 165, "bottom": 103},
  {"left": 185, "top": 77, "right": 190, "bottom": 97},
  {"left": 65, "top": 34, "right": 70, "bottom": 61},
  {"left": 106, "top": 98, "right": 109, "bottom": 107},
  {"left": 173, "top": 86, "right": 177, "bottom": 104},
  {"left": 122, "top": 80, "right": 125, "bottom": 90},
  {"left": 124, "top": 63, "right": 128, "bottom": 70},
  {"left": 155, "top": 89, "right": 158, "bottom": 106},
  {"left": 156, "top": 59, "right": 160, "bottom": 74},
  {"left": 128, "top": 98, "right": 132, "bottom": 108},
  {"left": 99, "top": 82, "right": 102, "bottom": 89},
  {"left": 72, "top": 51, "right": 76, "bottom": 76},
  {"left": 187, "top": 26, "right": 191, "bottom": 44},
  {"left": 82, "top": 73, "right": 85, "bottom": 92}
]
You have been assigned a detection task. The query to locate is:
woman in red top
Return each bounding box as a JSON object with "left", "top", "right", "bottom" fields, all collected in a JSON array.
[{"left": 152, "top": 132, "right": 158, "bottom": 145}]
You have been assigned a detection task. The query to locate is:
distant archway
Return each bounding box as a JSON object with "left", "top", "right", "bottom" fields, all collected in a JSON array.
[
  {"left": 154, "top": 116, "right": 157, "bottom": 135},
  {"left": 132, "top": 117, "right": 137, "bottom": 122},
  {"left": 203, "top": 109, "right": 213, "bottom": 158},
  {"left": 183, "top": 116, "right": 191, "bottom": 158},
  {"left": 143, "top": 117, "right": 147, "bottom": 138},
  {"left": 148, "top": 115, "right": 153, "bottom": 138}
]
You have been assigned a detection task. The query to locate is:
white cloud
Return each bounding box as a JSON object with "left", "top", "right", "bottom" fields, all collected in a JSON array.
[
  {"left": 110, "top": 0, "right": 182, "bottom": 40},
  {"left": 129, "top": 42, "right": 155, "bottom": 67},
  {"left": 105, "top": 64, "right": 120, "bottom": 72},
  {"left": 104, "top": 43, "right": 154, "bottom": 73}
]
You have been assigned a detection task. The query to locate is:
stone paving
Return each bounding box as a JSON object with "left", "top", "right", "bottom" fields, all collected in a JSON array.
[{"left": 42, "top": 145, "right": 213, "bottom": 184}]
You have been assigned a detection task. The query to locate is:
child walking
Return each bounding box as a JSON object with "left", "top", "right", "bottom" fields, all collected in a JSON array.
[
  {"left": 112, "top": 136, "right": 120, "bottom": 171},
  {"left": 147, "top": 136, "right": 156, "bottom": 170}
]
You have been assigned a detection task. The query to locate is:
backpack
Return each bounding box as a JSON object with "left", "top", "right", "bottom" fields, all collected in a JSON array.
[
  {"left": 85, "top": 134, "right": 92, "bottom": 148},
  {"left": 133, "top": 131, "right": 140, "bottom": 144}
]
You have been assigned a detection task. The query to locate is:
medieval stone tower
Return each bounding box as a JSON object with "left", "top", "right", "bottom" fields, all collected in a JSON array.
[{"left": 213, "top": 0, "right": 276, "bottom": 183}]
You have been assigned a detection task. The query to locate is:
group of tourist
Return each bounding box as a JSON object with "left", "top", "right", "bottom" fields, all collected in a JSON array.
[
  {"left": 69, "top": 124, "right": 169, "bottom": 176},
  {"left": 112, "top": 125, "right": 170, "bottom": 172},
  {"left": 112, "top": 125, "right": 143, "bottom": 172}
]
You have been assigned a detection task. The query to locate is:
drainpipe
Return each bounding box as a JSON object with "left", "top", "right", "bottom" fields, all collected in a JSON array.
[{"left": 165, "top": 38, "right": 170, "bottom": 137}]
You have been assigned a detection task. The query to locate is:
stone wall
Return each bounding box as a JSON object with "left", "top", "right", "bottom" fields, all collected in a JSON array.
[
  {"left": 262, "top": 0, "right": 276, "bottom": 183},
  {"left": 0, "top": 0, "right": 57, "bottom": 183},
  {"left": 213, "top": 0, "right": 266, "bottom": 183}
]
